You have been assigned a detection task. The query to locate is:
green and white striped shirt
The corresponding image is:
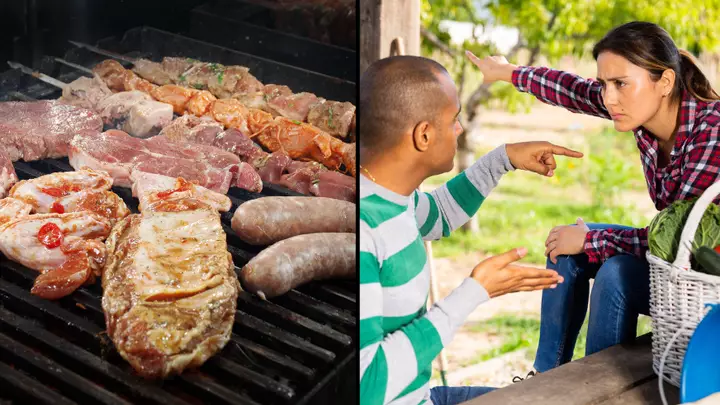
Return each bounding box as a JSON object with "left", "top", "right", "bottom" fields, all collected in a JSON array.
[{"left": 359, "top": 145, "right": 515, "bottom": 405}]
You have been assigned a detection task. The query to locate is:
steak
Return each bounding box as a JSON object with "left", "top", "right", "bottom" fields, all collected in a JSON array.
[
  {"left": 102, "top": 194, "right": 237, "bottom": 378},
  {"left": 0, "top": 101, "right": 103, "bottom": 161},
  {"left": 69, "top": 130, "right": 241, "bottom": 193}
]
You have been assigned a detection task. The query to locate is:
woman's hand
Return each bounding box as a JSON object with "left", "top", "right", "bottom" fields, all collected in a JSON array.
[
  {"left": 506, "top": 141, "right": 584, "bottom": 177},
  {"left": 465, "top": 51, "right": 518, "bottom": 84},
  {"left": 471, "top": 247, "right": 564, "bottom": 298},
  {"left": 545, "top": 218, "right": 590, "bottom": 264}
]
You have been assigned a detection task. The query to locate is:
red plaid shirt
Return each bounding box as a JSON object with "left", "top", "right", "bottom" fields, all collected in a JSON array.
[{"left": 512, "top": 66, "right": 720, "bottom": 263}]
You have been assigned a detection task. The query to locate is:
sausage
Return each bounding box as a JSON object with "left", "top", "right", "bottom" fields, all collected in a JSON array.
[
  {"left": 239, "top": 233, "right": 355, "bottom": 299},
  {"left": 231, "top": 196, "right": 356, "bottom": 245}
]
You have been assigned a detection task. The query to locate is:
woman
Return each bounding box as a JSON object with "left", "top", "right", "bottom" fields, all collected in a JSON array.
[{"left": 467, "top": 21, "right": 720, "bottom": 374}]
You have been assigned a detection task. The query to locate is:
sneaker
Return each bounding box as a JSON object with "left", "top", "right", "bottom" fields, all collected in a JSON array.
[{"left": 512, "top": 370, "right": 537, "bottom": 383}]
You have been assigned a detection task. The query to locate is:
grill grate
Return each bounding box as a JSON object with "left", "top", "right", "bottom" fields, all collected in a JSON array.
[{"left": 0, "top": 18, "right": 357, "bottom": 405}]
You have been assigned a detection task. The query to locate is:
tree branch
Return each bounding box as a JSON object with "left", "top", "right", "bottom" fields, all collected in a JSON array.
[{"left": 421, "top": 27, "right": 457, "bottom": 57}]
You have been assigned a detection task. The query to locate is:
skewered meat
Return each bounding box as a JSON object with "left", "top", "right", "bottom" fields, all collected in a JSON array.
[
  {"left": 0, "top": 101, "right": 102, "bottom": 161},
  {"left": 8, "top": 169, "right": 129, "bottom": 223},
  {"left": 94, "top": 90, "right": 173, "bottom": 138},
  {"left": 0, "top": 198, "right": 32, "bottom": 226},
  {"left": 91, "top": 62, "right": 357, "bottom": 175},
  {"left": 129, "top": 58, "right": 354, "bottom": 138},
  {"left": 103, "top": 178, "right": 238, "bottom": 378},
  {"left": 130, "top": 171, "right": 231, "bottom": 213},
  {"left": 0, "top": 149, "right": 18, "bottom": 199},
  {"left": 0, "top": 212, "right": 111, "bottom": 299},
  {"left": 306, "top": 100, "right": 355, "bottom": 140},
  {"left": 69, "top": 130, "right": 252, "bottom": 193},
  {"left": 59, "top": 74, "right": 113, "bottom": 111}
]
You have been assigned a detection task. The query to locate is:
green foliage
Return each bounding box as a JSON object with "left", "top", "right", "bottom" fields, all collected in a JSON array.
[{"left": 421, "top": 0, "right": 720, "bottom": 113}]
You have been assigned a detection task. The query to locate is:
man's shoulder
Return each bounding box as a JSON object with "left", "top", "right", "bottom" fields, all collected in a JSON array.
[{"left": 360, "top": 192, "right": 409, "bottom": 229}]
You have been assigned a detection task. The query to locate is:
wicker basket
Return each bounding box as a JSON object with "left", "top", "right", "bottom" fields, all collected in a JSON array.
[{"left": 647, "top": 180, "right": 720, "bottom": 388}]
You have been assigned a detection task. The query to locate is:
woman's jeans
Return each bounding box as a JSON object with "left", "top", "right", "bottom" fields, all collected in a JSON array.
[
  {"left": 533, "top": 223, "right": 651, "bottom": 373},
  {"left": 429, "top": 386, "right": 496, "bottom": 405}
]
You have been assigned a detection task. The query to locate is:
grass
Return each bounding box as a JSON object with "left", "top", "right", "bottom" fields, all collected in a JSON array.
[
  {"left": 425, "top": 126, "right": 653, "bottom": 265},
  {"left": 463, "top": 314, "right": 653, "bottom": 367}
]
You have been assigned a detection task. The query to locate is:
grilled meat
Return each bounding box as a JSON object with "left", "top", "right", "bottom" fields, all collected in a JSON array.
[
  {"left": 0, "top": 198, "right": 32, "bottom": 226},
  {"left": 102, "top": 174, "right": 238, "bottom": 378},
  {"left": 0, "top": 212, "right": 111, "bottom": 299},
  {"left": 0, "top": 149, "right": 18, "bottom": 199},
  {"left": 0, "top": 101, "right": 102, "bottom": 162}
]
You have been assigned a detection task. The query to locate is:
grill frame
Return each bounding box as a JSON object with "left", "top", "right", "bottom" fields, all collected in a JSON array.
[{"left": 0, "top": 18, "right": 357, "bottom": 405}]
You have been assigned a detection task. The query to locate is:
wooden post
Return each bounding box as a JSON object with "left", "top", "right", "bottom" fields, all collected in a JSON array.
[{"left": 360, "top": 0, "right": 421, "bottom": 74}]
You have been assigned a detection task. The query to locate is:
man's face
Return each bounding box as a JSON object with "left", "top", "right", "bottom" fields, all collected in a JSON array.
[{"left": 428, "top": 74, "right": 463, "bottom": 175}]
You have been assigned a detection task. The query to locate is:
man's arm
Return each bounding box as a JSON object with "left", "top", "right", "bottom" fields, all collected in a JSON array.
[
  {"left": 360, "top": 223, "right": 489, "bottom": 405},
  {"left": 414, "top": 144, "right": 514, "bottom": 241}
]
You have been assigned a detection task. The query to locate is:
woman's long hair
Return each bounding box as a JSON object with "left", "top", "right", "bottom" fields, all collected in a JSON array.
[{"left": 592, "top": 21, "right": 720, "bottom": 103}]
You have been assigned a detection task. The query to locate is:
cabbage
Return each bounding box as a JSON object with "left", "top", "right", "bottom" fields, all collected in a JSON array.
[{"left": 648, "top": 198, "right": 720, "bottom": 262}]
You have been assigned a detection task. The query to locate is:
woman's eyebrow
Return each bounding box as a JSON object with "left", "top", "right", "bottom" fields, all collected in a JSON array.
[{"left": 597, "top": 76, "right": 629, "bottom": 83}]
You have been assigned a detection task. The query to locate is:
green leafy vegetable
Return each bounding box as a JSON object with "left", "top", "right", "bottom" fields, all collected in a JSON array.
[
  {"left": 192, "top": 83, "right": 204, "bottom": 90},
  {"left": 217, "top": 71, "right": 224, "bottom": 84},
  {"left": 648, "top": 198, "right": 720, "bottom": 262},
  {"left": 178, "top": 74, "right": 186, "bottom": 83},
  {"left": 291, "top": 120, "right": 302, "bottom": 125}
]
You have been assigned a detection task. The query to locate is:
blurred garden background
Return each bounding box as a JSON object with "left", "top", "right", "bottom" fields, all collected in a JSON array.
[{"left": 418, "top": 0, "right": 720, "bottom": 388}]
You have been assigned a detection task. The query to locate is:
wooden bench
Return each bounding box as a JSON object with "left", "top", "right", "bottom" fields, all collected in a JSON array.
[{"left": 461, "top": 334, "right": 680, "bottom": 405}]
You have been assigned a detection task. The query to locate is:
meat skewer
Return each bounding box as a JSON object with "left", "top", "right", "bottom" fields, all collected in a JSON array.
[
  {"left": 66, "top": 42, "right": 355, "bottom": 139},
  {"left": 91, "top": 60, "right": 356, "bottom": 177}
]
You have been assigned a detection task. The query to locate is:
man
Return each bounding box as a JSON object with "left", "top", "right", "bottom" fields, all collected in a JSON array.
[{"left": 359, "top": 55, "right": 583, "bottom": 405}]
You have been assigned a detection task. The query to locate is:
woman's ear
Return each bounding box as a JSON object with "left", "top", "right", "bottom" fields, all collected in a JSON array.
[
  {"left": 660, "top": 68, "right": 676, "bottom": 97},
  {"left": 412, "top": 121, "right": 432, "bottom": 152}
]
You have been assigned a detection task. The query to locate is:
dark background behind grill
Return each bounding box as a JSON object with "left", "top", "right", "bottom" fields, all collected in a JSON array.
[{"left": 0, "top": 1, "right": 358, "bottom": 404}]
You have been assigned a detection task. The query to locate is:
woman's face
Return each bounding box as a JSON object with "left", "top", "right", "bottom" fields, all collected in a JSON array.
[{"left": 596, "top": 51, "right": 670, "bottom": 132}]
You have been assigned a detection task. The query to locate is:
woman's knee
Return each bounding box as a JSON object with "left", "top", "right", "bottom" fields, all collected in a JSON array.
[
  {"left": 593, "top": 255, "right": 646, "bottom": 294},
  {"left": 546, "top": 255, "right": 583, "bottom": 279}
]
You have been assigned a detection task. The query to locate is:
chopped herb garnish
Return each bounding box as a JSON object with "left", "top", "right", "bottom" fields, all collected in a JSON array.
[
  {"left": 288, "top": 102, "right": 294, "bottom": 108},
  {"left": 178, "top": 74, "right": 186, "bottom": 82},
  {"left": 193, "top": 83, "right": 204, "bottom": 90},
  {"left": 186, "top": 58, "right": 198, "bottom": 64},
  {"left": 312, "top": 179, "right": 320, "bottom": 185},
  {"left": 263, "top": 93, "right": 269, "bottom": 102},
  {"left": 208, "top": 63, "right": 220, "bottom": 73},
  {"left": 327, "top": 107, "right": 335, "bottom": 128},
  {"left": 217, "top": 71, "right": 224, "bottom": 84},
  {"left": 292, "top": 120, "right": 301, "bottom": 125}
]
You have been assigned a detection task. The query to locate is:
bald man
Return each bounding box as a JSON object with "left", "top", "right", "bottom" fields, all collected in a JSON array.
[{"left": 359, "top": 55, "right": 583, "bottom": 405}]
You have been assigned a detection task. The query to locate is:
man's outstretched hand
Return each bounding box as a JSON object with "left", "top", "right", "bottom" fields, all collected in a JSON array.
[{"left": 506, "top": 141, "right": 583, "bottom": 177}]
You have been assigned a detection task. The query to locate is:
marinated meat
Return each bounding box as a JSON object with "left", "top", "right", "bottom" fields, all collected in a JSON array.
[{"left": 0, "top": 149, "right": 18, "bottom": 199}]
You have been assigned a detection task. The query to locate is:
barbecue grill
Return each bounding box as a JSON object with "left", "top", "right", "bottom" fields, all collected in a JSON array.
[{"left": 0, "top": 2, "right": 358, "bottom": 404}]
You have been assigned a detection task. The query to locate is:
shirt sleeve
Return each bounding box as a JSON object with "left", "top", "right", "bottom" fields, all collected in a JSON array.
[
  {"left": 413, "top": 144, "right": 514, "bottom": 241},
  {"left": 511, "top": 66, "right": 611, "bottom": 120},
  {"left": 359, "top": 222, "right": 490, "bottom": 405},
  {"left": 583, "top": 123, "right": 720, "bottom": 263}
]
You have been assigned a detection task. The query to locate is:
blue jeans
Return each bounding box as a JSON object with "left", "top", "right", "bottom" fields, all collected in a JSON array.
[
  {"left": 429, "top": 386, "right": 496, "bottom": 405},
  {"left": 533, "top": 223, "right": 651, "bottom": 372}
]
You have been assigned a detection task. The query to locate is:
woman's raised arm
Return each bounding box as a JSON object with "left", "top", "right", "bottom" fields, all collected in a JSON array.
[{"left": 466, "top": 51, "right": 611, "bottom": 120}]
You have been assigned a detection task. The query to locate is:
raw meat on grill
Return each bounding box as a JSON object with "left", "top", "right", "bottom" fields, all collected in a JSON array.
[
  {"left": 103, "top": 175, "right": 238, "bottom": 378},
  {"left": 8, "top": 169, "right": 130, "bottom": 223},
  {"left": 158, "top": 116, "right": 355, "bottom": 200},
  {"left": 309, "top": 171, "right": 356, "bottom": 202},
  {"left": 0, "top": 101, "right": 103, "bottom": 162},
  {"left": 95, "top": 90, "right": 173, "bottom": 138},
  {"left": 68, "top": 130, "right": 255, "bottom": 193},
  {"left": 306, "top": 100, "right": 355, "bottom": 140},
  {"left": 0, "top": 212, "right": 111, "bottom": 299},
  {"left": 127, "top": 57, "right": 355, "bottom": 138},
  {"left": 0, "top": 198, "right": 32, "bottom": 226},
  {"left": 59, "top": 74, "right": 113, "bottom": 111},
  {"left": 0, "top": 149, "right": 18, "bottom": 199},
  {"left": 90, "top": 62, "right": 357, "bottom": 175},
  {"left": 130, "top": 171, "right": 232, "bottom": 213}
]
